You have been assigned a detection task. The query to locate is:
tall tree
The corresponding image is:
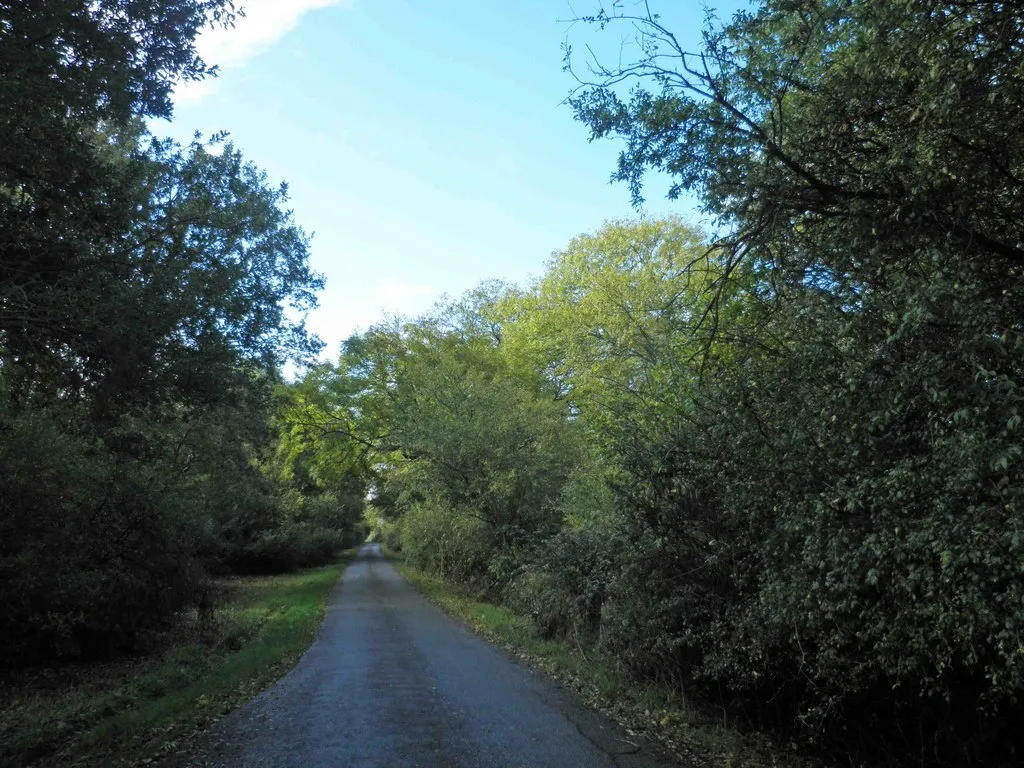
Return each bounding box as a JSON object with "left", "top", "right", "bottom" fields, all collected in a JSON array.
[
  {"left": 497, "top": 217, "right": 721, "bottom": 443},
  {"left": 0, "top": 0, "right": 236, "bottom": 387},
  {"left": 565, "top": 2, "right": 1024, "bottom": 760},
  {"left": 0, "top": 0, "right": 331, "bottom": 665}
]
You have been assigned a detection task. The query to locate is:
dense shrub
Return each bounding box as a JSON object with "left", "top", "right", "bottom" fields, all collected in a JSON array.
[
  {"left": 399, "top": 501, "right": 493, "bottom": 585},
  {"left": 0, "top": 0, "right": 337, "bottom": 669},
  {"left": 225, "top": 524, "right": 350, "bottom": 575},
  {"left": 0, "top": 401, "right": 205, "bottom": 665}
]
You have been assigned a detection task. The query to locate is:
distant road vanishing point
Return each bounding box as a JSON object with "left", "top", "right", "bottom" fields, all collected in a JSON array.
[{"left": 187, "top": 543, "right": 684, "bottom": 768}]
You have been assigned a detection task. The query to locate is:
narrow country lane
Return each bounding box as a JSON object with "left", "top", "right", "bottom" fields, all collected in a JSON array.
[{"left": 189, "top": 544, "right": 683, "bottom": 768}]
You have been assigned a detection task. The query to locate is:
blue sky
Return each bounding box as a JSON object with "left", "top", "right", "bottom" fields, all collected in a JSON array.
[{"left": 156, "top": 0, "right": 747, "bottom": 361}]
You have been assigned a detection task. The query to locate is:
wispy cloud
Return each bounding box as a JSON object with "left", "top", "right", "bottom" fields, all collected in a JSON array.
[{"left": 175, "top": 0, "right": 353, "bottom": 104}]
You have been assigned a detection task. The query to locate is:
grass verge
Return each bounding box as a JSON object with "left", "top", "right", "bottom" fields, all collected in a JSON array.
[
  {"left": 0, "top": 554, "right": 353, "bottom": 767},
  {"left": 391, "top": 555, "right": 804, "bottom": 768}
]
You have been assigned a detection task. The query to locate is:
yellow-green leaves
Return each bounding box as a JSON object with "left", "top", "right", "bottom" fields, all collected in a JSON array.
[{"left": 497, "top": 217, "right": 719, "bottom": 443}]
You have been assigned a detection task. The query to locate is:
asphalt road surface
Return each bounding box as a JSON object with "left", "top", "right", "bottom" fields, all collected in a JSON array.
[{"left": 192, "top": 543, "right": 682, "bottom": 768}]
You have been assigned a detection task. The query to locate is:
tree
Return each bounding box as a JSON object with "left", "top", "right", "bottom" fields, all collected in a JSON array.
[
  {"left": 101, "top": 132, "right": 323, "bottom": 410},
  {"left": 565, "top": 2, "right": 1024, "bottom": 761},
  {"left": 566, "top": 1, "right": 1024, "bottom": 271},
  {"left": 0, "top": 0, "right": 333, "bottom": 664},
  {"left": 1, "top": 0, "right": 237, "bottom": 392},
  {"left": 497, "top": 217, "right": 721, "bottom": 443},
  {"left": 308, "top": 293, "right": 581, "bottom": 586},
  {"left": 0, "top": 128, "right": 325, "bottom": 662}
]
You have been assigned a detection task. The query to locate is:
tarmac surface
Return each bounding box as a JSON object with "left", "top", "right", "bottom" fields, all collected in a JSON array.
[{"left": 192, "top": 543, "right": 682, "bottom": 768}]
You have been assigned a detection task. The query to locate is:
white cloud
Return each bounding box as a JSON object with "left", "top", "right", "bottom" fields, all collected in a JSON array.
[
  {"left": 308, "top": 280, "right": 439, "bottom": 361},
  {"left": 175, "top": 0, "right": 352, "bottom": 104},
  {"left": 377, "top": 279, "right": 436, "bottom": 307}
]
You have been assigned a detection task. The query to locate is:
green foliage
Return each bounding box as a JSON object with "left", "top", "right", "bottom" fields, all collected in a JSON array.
[
  {"left": 296, "top": 292, "right": 584, "bottom": 590},
  {"left": 0, "top": 0, "right": 344, "bottom": 667},
  {"left": 399, "top": 501, "right": 492, "bottom": 584},
  {"left": 226, "top": 524, "right": 351, "bottom": 575},
  {"left": 0, "top": 1, "right": 240, "bottom": 393},
  {"left": 11, "top": 0, "right": 1017, "bottom": 764},
  {"left": 498, "top": 217, "right": 718, "bottom": 443},
  {"left": 308, "top": 6, "right": 1024, "bottom": 748},
  {"left": 0, "top": 562, "right": 349, "bottom": 767},
  {"left": 558, "top": 2, "right": 1024, "bottom": 763},
  {"left": 0, "top": 395, "right": 203, "bottom": 662}
]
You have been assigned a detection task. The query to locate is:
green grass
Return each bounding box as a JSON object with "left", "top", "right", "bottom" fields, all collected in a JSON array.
[
  {"left": 0, "top": 554, "right": 353, "bottom": 767},
  {"left": 392, "top": 557, "right": 802, "bottom": 768}
]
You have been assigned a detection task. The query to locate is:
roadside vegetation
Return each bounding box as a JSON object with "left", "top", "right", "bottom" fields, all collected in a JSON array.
[
  {"left": 392, "top": 554, "right": 795, "bottom": 768},
  {"left": 1, "top": 1, "right": 364, "bottom": 667},
  {"left": 0, "top": 560, "right": 349, "bottom": 767},
  {"left": 302, "top": 4, "right": 1024, "bottom": 766},
  {"left": 1, "top": 2, "right": 362, "bottom": 763},
  {"left": 3, "top": 2, "right": 1022, "bottom": 767}
]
